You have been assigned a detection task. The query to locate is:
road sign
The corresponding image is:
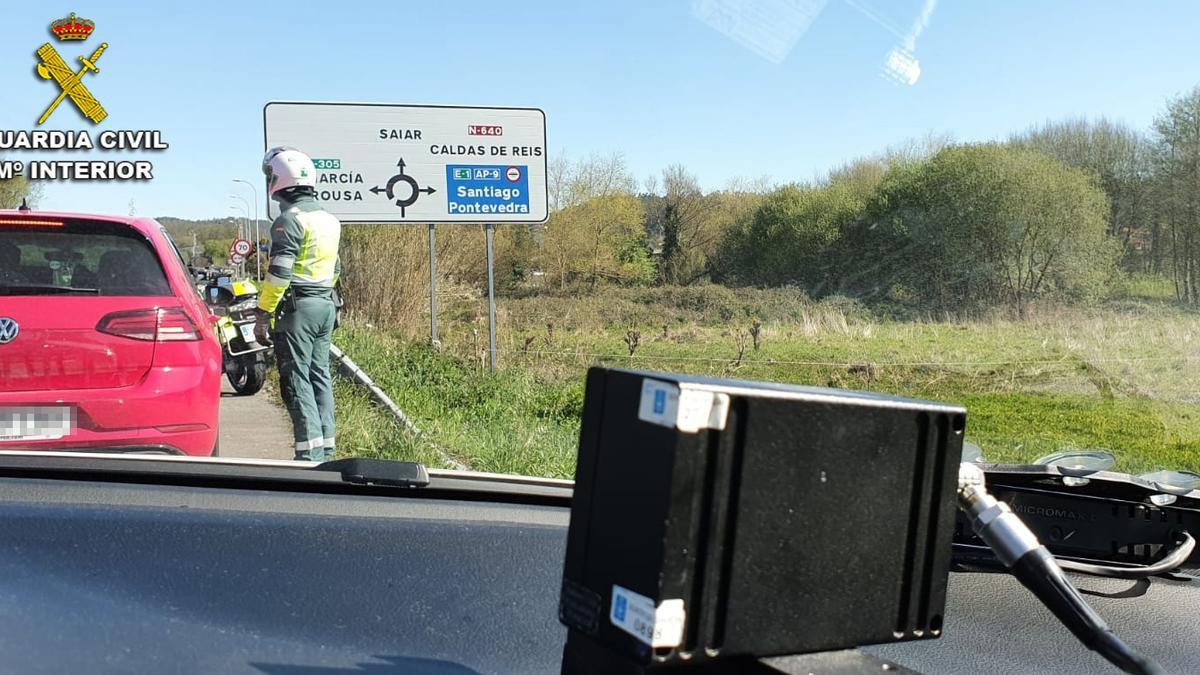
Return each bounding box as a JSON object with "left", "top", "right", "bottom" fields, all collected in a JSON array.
[
  {"left": 263, "top": 102, "right": 548, "bottom": 224},
  {"left": 230, "top": 252, "right": 246, "bottom": 265},
  {"left": 230, "top": 238, "right": 252, "bottom": 257}
]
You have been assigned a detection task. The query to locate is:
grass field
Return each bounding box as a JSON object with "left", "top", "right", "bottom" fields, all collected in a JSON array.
[{"left": 329, "top": 288, "right": 1200, "bottom": 479}]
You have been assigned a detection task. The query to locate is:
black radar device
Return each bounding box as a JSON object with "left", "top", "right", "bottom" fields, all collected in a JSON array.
[{"left": 559, "top": 368, "right": 965, "bottom": 673}]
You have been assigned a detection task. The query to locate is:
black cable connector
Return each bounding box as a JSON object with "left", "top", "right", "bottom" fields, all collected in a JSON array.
[
  {"left": 1056, "top": 532, "right": 1195, "bottom": 580},
  {"left": 957, "top": 464, "right": 1167, "bottom": 675}
]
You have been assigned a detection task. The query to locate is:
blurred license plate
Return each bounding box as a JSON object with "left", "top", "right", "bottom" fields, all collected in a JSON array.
[
  {"left": 239, "top": 323, "right": 256, "bottom": 343},
  {"left": 0, "top": 407, "right": 74, "bottom": 442}
]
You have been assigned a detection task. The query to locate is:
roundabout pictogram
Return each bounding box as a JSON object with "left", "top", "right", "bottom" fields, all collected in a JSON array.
[{"left": 369, "top": 158, "right": 436, "bottom": 217}]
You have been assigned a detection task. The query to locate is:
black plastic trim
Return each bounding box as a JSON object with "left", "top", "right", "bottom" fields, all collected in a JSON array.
[{"left": 0, "top": 454, "right": 572, "bottom": 507}]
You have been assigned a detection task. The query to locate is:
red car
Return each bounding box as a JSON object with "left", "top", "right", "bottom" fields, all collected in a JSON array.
[{"left": 0, "top": 211, "right": 221, "bottom": 456}]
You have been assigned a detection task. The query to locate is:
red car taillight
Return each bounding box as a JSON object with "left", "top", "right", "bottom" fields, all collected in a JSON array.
[
  {"left": 97, "top": 308, "right": 201, "bottom": 342},
  {"left": 155, "top": 307, "right": 203, "bottom": 341},
  {"left": 96, "top": 310, "right": 157, "bottom": 340}
]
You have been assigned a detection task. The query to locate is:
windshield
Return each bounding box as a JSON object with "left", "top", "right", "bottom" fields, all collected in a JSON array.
[
  {"left": 0, "top": 3, "right": 1198, "bottom": 486},
  {"left": 0, "top": 220, "right": 171, "bottom": 296}
]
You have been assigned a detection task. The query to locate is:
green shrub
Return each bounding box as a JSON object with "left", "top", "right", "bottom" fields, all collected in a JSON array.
[
  {"left": 1112, "top": 273, "right": 1176, "bottom": 301},
  {"left": 845, "top": 145, "right": 1118, "bottom": 315},
  {"left": 633, "top": 284, "right": 742, "bottom": 321}
]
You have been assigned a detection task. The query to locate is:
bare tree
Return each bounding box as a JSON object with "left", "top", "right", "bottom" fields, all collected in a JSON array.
[
  {"left": 1012, "top": 118, "right": 1154, "bottom": 270},
  {"left": 656, "top": 164, "right": 761, "bottom": 286},
  {"left": 659, "top": 164, "right": 706, "bottom": 284},
  {"left": 0, "top": 158, "right": 41, "bottom": 209},
  {"left": 539, "top": 153, "right": 650, "bottom": 288},
  {"left": 547, "top": 154, "right": 571, "bottom": 213},
  {"left": 1152, "top": 88, "right": 1200, "bottom": 302}
]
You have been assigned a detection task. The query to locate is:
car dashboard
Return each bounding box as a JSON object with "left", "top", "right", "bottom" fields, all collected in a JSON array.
[{"left": 0, "top": 464, "right": 1194, "bottom": 674}]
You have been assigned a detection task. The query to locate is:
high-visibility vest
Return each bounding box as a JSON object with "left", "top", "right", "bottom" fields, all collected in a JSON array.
[{"left": 258, "top": 194, "right": 341, "bottom": 313}]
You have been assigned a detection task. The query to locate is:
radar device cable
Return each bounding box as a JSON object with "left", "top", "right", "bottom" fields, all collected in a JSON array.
[
  {"left": 1055, "top": 533, "right": 1194, "bottom": 580},
  {"left": 956, "top": 463, "right": 1166, "bottom": 675}
]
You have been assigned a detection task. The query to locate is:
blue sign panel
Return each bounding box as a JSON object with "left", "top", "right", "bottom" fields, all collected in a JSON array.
[{"left": 446, "top": 164, "right": 531, "bottom": 217}]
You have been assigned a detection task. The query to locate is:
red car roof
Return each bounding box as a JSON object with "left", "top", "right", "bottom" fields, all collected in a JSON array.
[{"left": 0, "top": 210, "right": 162, "bottom": 237}]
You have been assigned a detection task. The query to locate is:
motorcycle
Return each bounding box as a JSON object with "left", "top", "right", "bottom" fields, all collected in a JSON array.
[{"left": 199, "top": 269, "right": 269, "bottom": 396}]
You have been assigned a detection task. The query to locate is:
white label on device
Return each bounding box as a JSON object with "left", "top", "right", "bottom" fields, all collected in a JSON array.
[
  {"left": 610, "top": 584, "right": 686, "bottom": 648},
  {"left": 638, "top": 378, "right": 730, "bottom": 433},
  {"left": 638, "top": 378, "right": 680, "bottom": 429},
  {"left": 676, "top": 389, "right": 731, "bottom": 433}
]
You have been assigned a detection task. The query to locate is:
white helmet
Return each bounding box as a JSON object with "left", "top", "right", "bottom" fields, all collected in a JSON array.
[{"left": 262, "top": 146, "right": 317, "bottom": 199}]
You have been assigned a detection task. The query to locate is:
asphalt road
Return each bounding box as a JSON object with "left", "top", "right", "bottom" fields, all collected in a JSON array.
[{"left": 218, "top": 379, "right": 294, "bottom": 460}]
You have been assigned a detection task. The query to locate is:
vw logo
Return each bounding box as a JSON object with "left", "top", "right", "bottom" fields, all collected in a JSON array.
[{"left": 0, "top": 317, "right": 18, "bottom": 345}]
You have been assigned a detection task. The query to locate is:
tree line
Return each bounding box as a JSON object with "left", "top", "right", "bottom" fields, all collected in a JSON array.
[
  {"left": 7, "top": 86, "right": 1200, "bottom": 315},
  {"left": 497, "top": 86, "right": 1200, "bottom": 315}
]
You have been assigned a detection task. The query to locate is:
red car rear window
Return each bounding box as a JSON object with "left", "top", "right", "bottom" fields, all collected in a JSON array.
[{"left": 0, "top": 219, "right": 171, "bottom": 296}]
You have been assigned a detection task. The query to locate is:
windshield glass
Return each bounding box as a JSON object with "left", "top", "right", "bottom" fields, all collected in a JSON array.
[
  {"left": 0, "top": 2, "right": 1198, "bottom": 483},
  {"left": 0, "top": 221, "right": 171, "bottom": 296}
]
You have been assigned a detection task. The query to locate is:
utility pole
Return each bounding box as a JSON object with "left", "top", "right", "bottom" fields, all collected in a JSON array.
[
  {"left": 233, "top": 179, "right": 261, "bottom": 280},
  {"left": 229, "top": 203, "right": 250, "bottom": 278}
]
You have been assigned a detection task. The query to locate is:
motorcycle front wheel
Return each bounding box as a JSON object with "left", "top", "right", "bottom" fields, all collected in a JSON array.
[{"left": 227, "top": 354, "right": 267, "bottom": 396}]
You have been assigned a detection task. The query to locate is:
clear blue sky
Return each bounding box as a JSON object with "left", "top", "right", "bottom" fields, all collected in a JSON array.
[{"left": 2, "top": 1, "right": 1199, "bottom": 220}]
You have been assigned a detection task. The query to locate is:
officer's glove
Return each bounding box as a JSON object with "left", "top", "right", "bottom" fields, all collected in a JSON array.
[{"left": 253, "top": 309, "right": 274, "bottom": 346}]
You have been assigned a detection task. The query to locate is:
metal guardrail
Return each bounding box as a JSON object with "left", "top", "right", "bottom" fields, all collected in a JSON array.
[{"left": 329, "top": 344, "right": 467, "bottom": 471}]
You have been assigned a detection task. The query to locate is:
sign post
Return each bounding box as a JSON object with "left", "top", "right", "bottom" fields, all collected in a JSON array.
[
  {"left": 264, "top": 102, "right": 548, "bottom": 366},
  {"left": 484, "top": 224, "right": 497, "bottom": 372},
  {"left": 428, "top": 223, "right": 439, "bottom": 347},
  {"left": 230, "top": 238, "right": 252, "bottom": 278}
]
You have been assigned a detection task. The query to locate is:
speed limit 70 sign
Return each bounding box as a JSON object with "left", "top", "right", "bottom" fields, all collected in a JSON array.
[{"left": 230, "top": 239, "right": 252, "bottom": 257}]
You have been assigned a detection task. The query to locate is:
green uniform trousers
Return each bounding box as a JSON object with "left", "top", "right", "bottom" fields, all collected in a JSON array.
[{"left": 274, "top": 292, "right": 337, "bottom": 462}]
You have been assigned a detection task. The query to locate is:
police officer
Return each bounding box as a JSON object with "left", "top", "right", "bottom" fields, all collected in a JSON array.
[{"left": 255, "top": 146, "right": 342, "bottom": 462}]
